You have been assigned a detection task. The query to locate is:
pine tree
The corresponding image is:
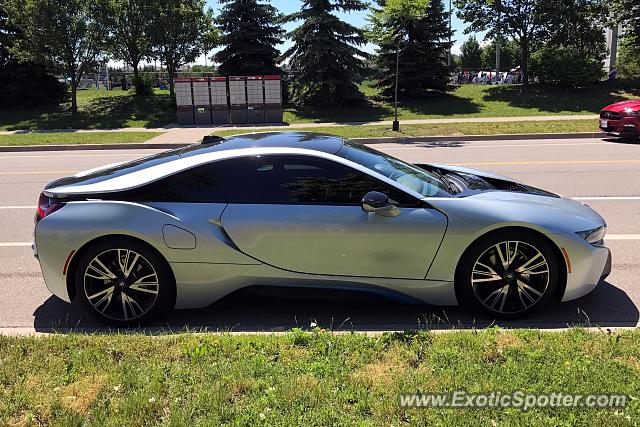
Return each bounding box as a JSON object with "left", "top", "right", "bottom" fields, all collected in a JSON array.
[
  {"left": 459, "top": 36, "right": 482, "bottom": 70},
  {"left": 373, "top": 0, "right": 453, "bottom": 99},
  {"left": 215, "top": 0, "right": 284, "bottom": 76},
  {"left": 1, "top": 3, "right": 67, "bottom": 108},
  {"left": 281, "top": 0, "right": 368, "bottom": 106}
]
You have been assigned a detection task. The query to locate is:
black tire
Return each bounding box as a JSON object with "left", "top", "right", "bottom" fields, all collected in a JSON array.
[
  {"left": 455, "top": 230, "right": 559, "bottom": 320},
  {"left": 74, "top": 238, "right": 175, "bottom": 327}
]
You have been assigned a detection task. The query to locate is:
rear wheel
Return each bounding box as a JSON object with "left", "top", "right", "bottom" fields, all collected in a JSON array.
[
  {"left": 74, "top": 239, "right": 174, "bottom": 327},
  {"left": 456, "top": 230, "right": 559, "bottom": 319}
]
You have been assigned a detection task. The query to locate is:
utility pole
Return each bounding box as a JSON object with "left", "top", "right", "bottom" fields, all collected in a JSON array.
[
  {"left": 448, "top": 0, "right": 452, "bottom": 67},
  {"left": 495, "top": 0, "right": 501, "bottom": 82}
]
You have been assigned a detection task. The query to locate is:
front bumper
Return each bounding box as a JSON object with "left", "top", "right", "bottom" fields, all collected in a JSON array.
[
  {"left": 599, "top": 116, "right": 640, "bottom": 136},
  {"left": 550, "top": 232, "right": 611, "bottom": 302}
]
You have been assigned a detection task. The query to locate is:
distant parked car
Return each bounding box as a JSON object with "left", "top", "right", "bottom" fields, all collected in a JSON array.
[{"left": 600, "top": 100, "right": 640, "bottom": 139}]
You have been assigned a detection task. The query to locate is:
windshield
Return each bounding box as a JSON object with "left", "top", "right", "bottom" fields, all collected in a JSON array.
[{"left": 337, "top": 141, "right": 452, "bottom": 198}]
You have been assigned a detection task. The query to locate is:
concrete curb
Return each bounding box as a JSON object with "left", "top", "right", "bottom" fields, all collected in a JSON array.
[
  {"left": 357, "top": 132, "right": 603, "bottom": 145},
  {"left": 0, "top": 324, "right": 637, "bottom": 336},
  {"left": 0, "top": 132, "right": 605, "bottom": 152},
  {"left": 0, "top": 143, "right": 188, "bottom": 152}
]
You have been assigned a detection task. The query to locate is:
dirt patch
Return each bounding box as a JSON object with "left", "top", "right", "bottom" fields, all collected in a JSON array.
[{"left": 61, "top": 375, "right": 107, "bottom": 414}]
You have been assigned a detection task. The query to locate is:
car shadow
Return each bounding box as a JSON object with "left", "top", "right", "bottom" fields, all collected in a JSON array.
[{"left": 32, "top": 279, "right": 638, "bottom": 333}]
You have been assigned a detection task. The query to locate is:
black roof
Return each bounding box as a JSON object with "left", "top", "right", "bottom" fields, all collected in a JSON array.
[
  {"left": 180, "top": 132, "right": 345, "bottom": 158},
  {"left": 45, "top": 132, "right": 345, "bottom": 192}
]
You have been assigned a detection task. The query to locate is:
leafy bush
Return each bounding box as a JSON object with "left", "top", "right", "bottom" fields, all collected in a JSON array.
[
  {"left": 0, "top": 61, "right": 67, "bottom": 108},
  {"left": 530, "top": 47, "right": 604, "bottom": 86},
  {"left": 618, "top": 37, "right": 640, "bottom": 78},
  {"left": 132, "top": 73, "right": 154, "bottom": 96}
]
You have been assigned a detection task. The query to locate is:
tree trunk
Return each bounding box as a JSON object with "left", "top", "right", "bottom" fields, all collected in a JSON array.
[
  {"left": 132, "top": 64, "right": 140, "bottom": 94},
  {"left": 520, "top": 39, "right": 529, "bottom": 86},
  {"left": 168, "top": 65, "right": 176, "bottom": 102},
  {"left": 71, "top": 85, "right": 78, "bottom": 114},
  {"left": 70, "top": 72, "right": 78, "bottom": 114}
]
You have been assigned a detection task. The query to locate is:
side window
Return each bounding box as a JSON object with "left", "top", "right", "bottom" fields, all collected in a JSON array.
[
  {"left": 167, "top": 155, "right": 418, "bottom": 205},
  {"left": 169, "top": 163, "right": 227, "bottom": 203}
]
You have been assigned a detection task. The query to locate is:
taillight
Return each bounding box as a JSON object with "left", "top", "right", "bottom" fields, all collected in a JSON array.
[{"left": 35, "top": 193, "right": 65, "bottom": 224}]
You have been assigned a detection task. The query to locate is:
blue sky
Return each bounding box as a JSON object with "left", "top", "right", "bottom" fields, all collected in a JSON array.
[{"left": 197, "top": 0, "right": 480, "bottom": 64}]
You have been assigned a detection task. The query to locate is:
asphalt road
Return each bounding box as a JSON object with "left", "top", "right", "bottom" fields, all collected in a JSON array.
[{"left": 1, "top": 136, "right": 640, "bottom": 332}]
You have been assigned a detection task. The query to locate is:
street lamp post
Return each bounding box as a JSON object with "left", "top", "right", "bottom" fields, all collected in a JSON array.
[
  {"left": 448, "top": 0, "right": 452, "bottom": 67},
  {"left": 393, "top": 36, "right": 401, "bottom": 132}
]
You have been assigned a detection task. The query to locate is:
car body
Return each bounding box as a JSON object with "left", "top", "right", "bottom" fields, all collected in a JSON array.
[
  {"left": 33, "top": 132, "right": 611, "bottom": 325},
  {"left": 600, "top": 100, "right": 640, "bottom": 138}
]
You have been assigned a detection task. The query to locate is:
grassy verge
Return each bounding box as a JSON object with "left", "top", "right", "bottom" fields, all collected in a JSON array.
[
  {"left": 284, "top": 79, "right": 640, "bottom": 124},
  {"left": 2, "top": 80, "right": 638, "bottom": 131},
  {"left": 1, "top": 329, "right": 639, "bottom": 425},
  {"left": 0, "top": 89, "right": 174, "bottom": 131},
  {"left": 214, "top": 120, "right": 600, "bottom": 139},
  {"left": 0, "top": 132, "right": 162, "bottom": 146}
]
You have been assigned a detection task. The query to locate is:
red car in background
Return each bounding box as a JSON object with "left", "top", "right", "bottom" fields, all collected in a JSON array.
[{"left": 600, "top": 100, "right": 640, "bottom": 139}]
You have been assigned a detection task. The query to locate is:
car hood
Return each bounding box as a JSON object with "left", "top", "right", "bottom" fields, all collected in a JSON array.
[
  {"left": 427, "top": 163, "right": 518, "bottom": 182},
  {"left": 430, "top": 190, "right": 606, "bottom": 234},
  {"left": 602, "top": 100, "right": 640, "bottom": 113}
]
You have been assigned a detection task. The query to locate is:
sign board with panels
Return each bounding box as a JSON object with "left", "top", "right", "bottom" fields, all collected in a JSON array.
[
  {"left": 175, "top": 78, "right": 194, "bottom": 125},
  {"left": 264, "top": 75, "right": 283, "bottom": 123},
  {"left": 191, "top": 78, "right": 212, "bottom": 125},
  {"left": 246, "top": 76, "right": 265, "bottom": 123},
  {"left": 228, "top": 76, "right": 248, "bottom": 124},
  {"left": 210, "top": 77, "right": 230, "bottom": 124},
  {"left": 246, "top": 76, "right": 264, "bottom": 105},
  {"left": 174, "top": 75, "right": 283, "bottom": 125}
]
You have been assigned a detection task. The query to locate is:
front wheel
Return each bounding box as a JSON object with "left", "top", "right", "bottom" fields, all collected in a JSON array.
[
  {"left": 455, "top": 231, "right": 559, "bottom": 319},
  {"left": 74, "top": 238, "right": 175, "bottom": 327}
]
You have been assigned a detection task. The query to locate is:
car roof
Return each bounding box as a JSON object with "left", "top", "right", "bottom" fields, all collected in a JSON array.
[
  {"left": 180, "top": 132, "right": 345, "bottom": 158},
  {"left": 44, "top": 132, "right": 346, "bottom": 193}
]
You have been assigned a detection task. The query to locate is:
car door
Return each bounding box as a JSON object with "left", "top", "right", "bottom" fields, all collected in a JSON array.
[{"left": 219, "top": 154, "right": 447, "bottom": 279}]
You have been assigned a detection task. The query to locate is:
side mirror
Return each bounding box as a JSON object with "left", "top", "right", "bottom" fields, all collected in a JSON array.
[{"left": 361, "top": 191, "right": 401, "bottom": 217}]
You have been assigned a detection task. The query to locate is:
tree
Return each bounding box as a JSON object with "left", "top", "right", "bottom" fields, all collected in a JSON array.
[
  {"left": 0, "top": 5, "right": 11, "bottom": 65},
  {"left": 618, "top": 37, "right": 640, "bottom": 78},
  {"left": 5, "top": 0, "right": 110, "bottom": 113},
  {"left": 215, "top": 0, "right": 284, "bottom": 76},
  {"left": 528, "top": 0, "right": 606, "bottom": 86},
  {"left": 372, "top": 0, "right": 453, "bottom": 99},
  {"left": 459, "top": 36, "right": 482, "bottom": 69},
  {"left": 281, "top": 0, "right": 369, "bottom": 107},
  {"left": 455, "top": 0, "right": 550, "bottom": 85},
  {"left": 0, "top": 3, "right": 67, "bottom": 108},
  {"left": 546, "top": 0, "right": 607, "bottom": 56},
  {"left": 611, "top": 0, "right": 640, "bottom": 46},
  {"left": 152, "top": 0, "right": 213, "bottom": 100},
  {"left": 480, "top": 38, "right": 518, "bottom": 70},
  {"left": 367, "top": 0, "right": 431, "bottom": 131},
  {"left": 108, "top": 0, "right": 157, "bottom": 95},
  {"left": 611, "top": 0, "right": 640, "bottom": 77}
]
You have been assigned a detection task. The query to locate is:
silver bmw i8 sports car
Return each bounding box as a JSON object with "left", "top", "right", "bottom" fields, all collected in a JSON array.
[{"left": 33, "top": 132, "right": 611, "bottom": 326}]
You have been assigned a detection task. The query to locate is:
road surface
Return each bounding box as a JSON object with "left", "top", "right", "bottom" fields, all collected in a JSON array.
[{"left": 1, "top": 136, "right": 639, "bottom": 332}]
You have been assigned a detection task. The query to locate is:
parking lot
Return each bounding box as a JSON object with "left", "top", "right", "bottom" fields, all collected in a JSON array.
[{"left": 1, "top": 136, "right": 639, "bottom": 332}]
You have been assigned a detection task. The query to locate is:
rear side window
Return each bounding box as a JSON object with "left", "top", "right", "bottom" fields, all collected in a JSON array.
[{"left": 165, "top": 155, "right": 418, "bottom": 205}]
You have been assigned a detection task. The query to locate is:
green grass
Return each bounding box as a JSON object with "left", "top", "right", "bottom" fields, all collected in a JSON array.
[
  {"left": 1, "top": 329, "right": 639, "bottom": 425},
  {"left": 283, "top": 79, "right": 640, "bottom": 124},
  {"left": 2, "top": 80, "right": 638, "bottom": 131},
  {"left": 0, "top": 88, "right": 175, "bottom": 131},
  {"left": 0, "top": 132, "right": 162, "bottom": 146},
  {"left": 214, "top": 120, "right": 600, "bottom": 139}
]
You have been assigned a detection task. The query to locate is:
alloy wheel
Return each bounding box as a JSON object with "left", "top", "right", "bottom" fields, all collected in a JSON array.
[
  {"left": 83, "top": 248, "right": 159, "bottom": 321},
  {"left": 471, "top": 241, "right": 550, "bottom": 314}
]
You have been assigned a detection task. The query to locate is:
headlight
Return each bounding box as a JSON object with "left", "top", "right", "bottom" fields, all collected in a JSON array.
[
  {"left": 576, "top": 225, "right": 607, "bottom": 244},
  {"left": 624, "top": 108, "right": 640, "bottom": 117}
]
